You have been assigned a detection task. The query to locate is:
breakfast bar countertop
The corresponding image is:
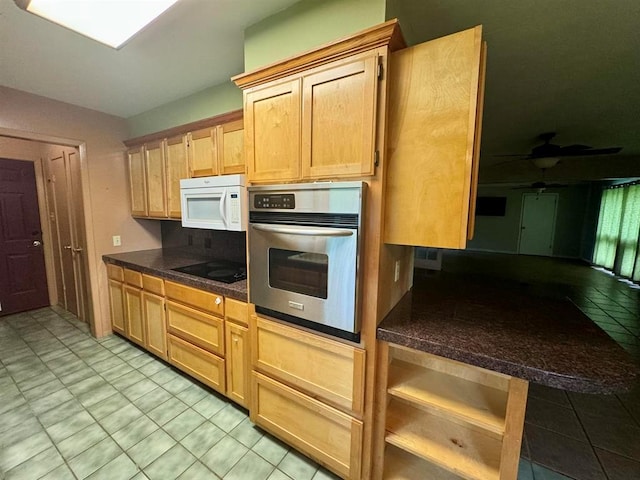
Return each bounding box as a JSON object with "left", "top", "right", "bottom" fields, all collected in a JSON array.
[
  {"left": 103, "top": 248, "right": 248, "bottom": 302},
  {"left": 377, "top": 271, "right": 638, "bottom": 394}
]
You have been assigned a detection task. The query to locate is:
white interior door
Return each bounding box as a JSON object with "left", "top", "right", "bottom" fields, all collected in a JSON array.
[{"left": 518, "top": 193, "right": 558, "bottom": 256}]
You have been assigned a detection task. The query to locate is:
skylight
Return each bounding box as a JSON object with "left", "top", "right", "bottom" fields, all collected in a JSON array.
[{"left": 15, "top": 0, "right": 180, "bottom": 49}]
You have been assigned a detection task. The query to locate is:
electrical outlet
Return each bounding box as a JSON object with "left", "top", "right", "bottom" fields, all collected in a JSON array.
[
  {"left": 112, "top": 235, "right": 121, "bottom": 247},
  {"left": 394, "top": 260, "right": 400, "bottom": 282}
]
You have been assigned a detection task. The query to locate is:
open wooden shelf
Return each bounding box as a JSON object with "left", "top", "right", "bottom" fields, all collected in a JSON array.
[
  {"left": 385, "top": 398, "right": 501, "bottom": 480},
  {"left": 387, "top": 358, "right": 507, "bottom": 437},
  {"left": 384, "top": 443, "right": 463, "bottom": 480}
]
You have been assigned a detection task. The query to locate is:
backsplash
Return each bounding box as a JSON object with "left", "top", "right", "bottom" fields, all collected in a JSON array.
[{"left": 161, "top": 221, "right": 246, "bottom": 264}]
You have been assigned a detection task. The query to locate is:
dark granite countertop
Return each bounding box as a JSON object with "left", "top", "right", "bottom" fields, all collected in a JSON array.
[
  {"left": 102, "top": 248, "right": 247, "bottom": 302},
  {"left": 377, "top": 272, "right": 638, "bottom": 394}
]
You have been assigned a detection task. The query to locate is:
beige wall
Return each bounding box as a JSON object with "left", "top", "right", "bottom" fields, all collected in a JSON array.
[{"left": 0, "top": 86, "right": 162, "bottom": 336}]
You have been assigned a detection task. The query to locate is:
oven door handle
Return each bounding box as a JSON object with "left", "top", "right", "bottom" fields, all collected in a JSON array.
[{"left": 251, "top": 224, "right": 354, "bottom": 237}]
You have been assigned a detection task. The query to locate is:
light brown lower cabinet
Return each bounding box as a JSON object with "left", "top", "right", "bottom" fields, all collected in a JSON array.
[
  {"left": 124, "top": 284, "right": 145, "bottom": 347},
  {"left": 251, "top": 371, "right": 363, "bottom": 479},
  {"left": 168, "top": 334, "right": 226, "bottom": 394},
  {"left": 143, "top": 291, "right": 166, "bottom": 360},
  {"left": 251, "top": 315, "right": 365, "bottom": 416},
  {"left": 225, "top": 321, "right": 249, "bottom": 407},
  {"left": 108, "top": 278, "right": 125, "bottom": 336},
  {"left": 375, "top": 342, "right": 528, "bottom": 480}
]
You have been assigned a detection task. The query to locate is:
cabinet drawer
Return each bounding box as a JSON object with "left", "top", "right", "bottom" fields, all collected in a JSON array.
[
  {"left": 124, "top": 269, "right": 143, "bottom": 288},
  {"left": 106, "top": 264, "right": 124, "bottom": 282},
  {"left": 225, "top": 298, "right": 248, "bottom": 326},
  {"left": 251, "top": 372, "right": 362, "bottom": 480},
  {"left": 168, "top": 334, "right": 225, "bottom": 394},
  {"left": 167, "top": 300, "right": 224, "bottom": 355},
  {"left": 252, "top": 316, "right": 365, "bottom": 415},
  {"left": 165, "top": 280, "right": 224, "bottom": 316},
  {"left": 142, "top": 274, "right": 164, "bottom": 296}
]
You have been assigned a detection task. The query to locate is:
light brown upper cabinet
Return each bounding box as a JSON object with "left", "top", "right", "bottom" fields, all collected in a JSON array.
[
  {"left": 165, "top": 134, "right": 189, "bottom": 219},
  {"left": 302, "top": 53, "right": 379, "bottom": 179},
  {"left": 217, "top": 119, "right": 245, "bottom": 175},
  {"left": 243, "top": 53, "right": 380, "bottom": 183},
  {"left": 127, "top": 146, "right": 147, "bottom": 217},
  {"left": 384, "top": 26, "right": 486, "bottom": 249},
  {"left": 144, "top": 140, "right": 167, "bottom": 218},
  {"left": 245, "top": 79, "right": 301, "bottom": 182},
  {"left": 188, "top": 128, "right": 218, "bottom": 178}
]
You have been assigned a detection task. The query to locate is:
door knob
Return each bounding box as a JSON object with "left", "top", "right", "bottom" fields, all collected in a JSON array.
[
  {"left": 72, "top": 247, "right": 83, "bottom": 253},
  {"left": 33, "top": 240, "right": 42, "bottom": 247},
  {"left": 63, "top": 245, "right": 72, "bottom": 250}
]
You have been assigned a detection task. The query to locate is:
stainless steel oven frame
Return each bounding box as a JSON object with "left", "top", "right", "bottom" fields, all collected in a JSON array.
[{"left": 248, "top": 181, "right": 366, "bottom": 342}]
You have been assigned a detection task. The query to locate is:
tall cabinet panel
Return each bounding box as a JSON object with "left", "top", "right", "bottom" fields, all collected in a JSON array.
[
  {"left": 384, "top": 26, "right": 486, "bottom": 249},
  {"left": 302, "top": 54, "right": 379, "bottom": 179},
  {"left": 145, "top": 141, "right": 167, "bottom": 218},
  {"left": 128, "top": 146, "right": 147, "bottom": 217},
  {"left": 244, "top": 79, "right": 301, "bottom": 182},
  {"left": 165, "top": 135, "right": 189, "bottom": 219}
]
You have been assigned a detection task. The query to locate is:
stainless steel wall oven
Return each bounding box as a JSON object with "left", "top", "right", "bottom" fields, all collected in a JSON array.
[{"left": 248, "top": 182, "right": 366, "bottom": 342}]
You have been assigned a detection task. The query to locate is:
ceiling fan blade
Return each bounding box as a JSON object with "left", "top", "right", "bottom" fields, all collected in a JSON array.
[{"left": 559, "top": 146, "right": 622, "bottom": 156}]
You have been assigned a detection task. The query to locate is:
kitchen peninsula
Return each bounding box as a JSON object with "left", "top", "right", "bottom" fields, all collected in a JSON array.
[{"left": 373, "top": 271, "right": 638, "bottom": 479}]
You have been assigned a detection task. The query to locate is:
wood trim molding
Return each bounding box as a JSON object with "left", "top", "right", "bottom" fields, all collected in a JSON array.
[
  {"left": 232, "top": 19, "right": 405, "bottom": 89},
  {"left": 124, "top": 109, "right": 243, "bottom": 147}
]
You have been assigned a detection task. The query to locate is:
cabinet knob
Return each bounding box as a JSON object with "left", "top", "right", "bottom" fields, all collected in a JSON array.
[{"left": 215, "top": 297, "right": 222, "bottom": 305}]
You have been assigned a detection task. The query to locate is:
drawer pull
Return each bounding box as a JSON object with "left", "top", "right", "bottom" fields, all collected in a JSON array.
[{"left": 215, "top": 297, "right": 222, "bottom": 305}]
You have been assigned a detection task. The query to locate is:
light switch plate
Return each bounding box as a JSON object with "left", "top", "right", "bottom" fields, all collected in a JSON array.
[{"left": 112, "top": 235, "right": 121, "bottom": 246}]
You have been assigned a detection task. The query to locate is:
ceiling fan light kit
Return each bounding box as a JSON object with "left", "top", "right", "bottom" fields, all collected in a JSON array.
[{"left": 532, "top": 157, "right": 560, "bottom": 169}]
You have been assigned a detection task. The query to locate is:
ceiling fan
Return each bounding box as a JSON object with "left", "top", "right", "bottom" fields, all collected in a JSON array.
[
  {"left": 512, "top": 180, "right": 568, "bottom": 192},
  {"left": 496, "top": 132, "right": 623, "bottom": 168}
]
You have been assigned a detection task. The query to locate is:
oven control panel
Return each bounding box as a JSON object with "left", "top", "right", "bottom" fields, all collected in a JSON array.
[{"left": 253, "top": 194, "right": 295, "bottom": 209}]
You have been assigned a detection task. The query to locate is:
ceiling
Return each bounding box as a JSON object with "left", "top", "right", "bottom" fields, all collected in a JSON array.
[{"left": 1, "top": 0, "right": 639, "bottom": 184}]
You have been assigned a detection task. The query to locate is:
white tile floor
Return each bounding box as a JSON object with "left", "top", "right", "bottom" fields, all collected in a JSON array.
[{"left": 0, "top": 306, "right": 338, "bottom": 480}]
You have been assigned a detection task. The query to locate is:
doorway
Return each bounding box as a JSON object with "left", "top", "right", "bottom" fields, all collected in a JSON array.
[
  {"left": 0, "top": 158, "right": 50, "bottom": 315},
  {"left": 46, "top": 147, "right": 89, "bottom": 321},
  {"left": 518, "top": 193, "right": 558, "bottom": 256}
]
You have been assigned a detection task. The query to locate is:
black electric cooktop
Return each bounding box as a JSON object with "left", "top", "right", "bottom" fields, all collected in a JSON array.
[{"left": 172, "top": 260, "right": 247, "bottom": 284}]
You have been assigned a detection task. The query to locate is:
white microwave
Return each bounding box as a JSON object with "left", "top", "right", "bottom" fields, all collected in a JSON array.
[{"left": 180, "top": 174, "right": 247, "bottom": 231}]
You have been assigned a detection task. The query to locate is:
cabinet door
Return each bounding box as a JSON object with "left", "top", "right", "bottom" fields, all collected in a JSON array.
[
  {"left": 165, "top": 135, "right": 189, "bottom": 219},
  {"left": 166, "top": 300, "right": 224, "bottom": 355},
  {"left": 124, "top": 285, "right": 145, "bottom": 346},
  {"left": 168, "top": 334, "right": 226, "bottom": 394},
  {"left": 143, "top": 291, "right": 167, "bottom": 360},
  {"left": 217, "top": 119, "right": 245, "bottom": 175},
  {"left": 189, "top": 128, "right": 218, "bottom": 177},
  {"left": 251, "top": 372, "right": 363, "bottom": 479},
  {"left": 245, "top": 79, "right": 301, "bottom": 182},
  {"left": 384, "top": 26, "right": 485, "bottom": 249},
  {"left": 225, "top": 321, "right": 248, "bottom": 408},
  {"left": 302, "top": 54, "right": 379, "bottom": 179},
  {"left": 128, "top": 146, "right": 147, "bottom": 216},
  {"left": 108, "top": 279, "right": 125, "bottom": 335},
  {"left": 252, "top": 315, "right": 365, "bottom": 415},
  {"left": 145, "top": 141, "right": 167, "bottom": 218}
]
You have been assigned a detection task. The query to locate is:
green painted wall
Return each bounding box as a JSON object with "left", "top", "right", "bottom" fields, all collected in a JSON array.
[
  {"left": 244, "top": 0, "right": 386, "bottom": 71},
  {"left": 127, "top": 81, "right": 242, "bottom": 138},
  {"left": 127, "top": 0, "right": 385, "bottom": 137}
]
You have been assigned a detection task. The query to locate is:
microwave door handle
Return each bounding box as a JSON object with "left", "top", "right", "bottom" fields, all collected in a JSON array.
[
  {"left": 219, "top": 190, "right": 228, "bottom": 226},
  {"left": 251, "top": 224, "right": 353, "bottom": 237}
]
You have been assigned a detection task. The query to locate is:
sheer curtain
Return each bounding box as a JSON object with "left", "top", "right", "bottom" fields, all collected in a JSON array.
[{"left": 593, "top": 183, "right": 640, "bottom": 281}]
